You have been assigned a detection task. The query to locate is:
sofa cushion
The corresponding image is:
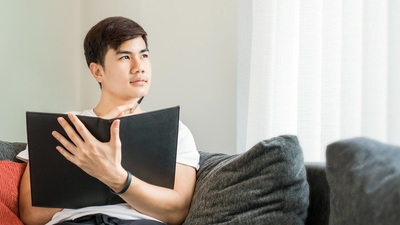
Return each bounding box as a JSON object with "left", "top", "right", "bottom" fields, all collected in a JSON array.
[
  {"left": 0, "top": 161, "right": 26, "bottom": 225},
  {"left": 326, "top": 137, "right": 400, "bottom": 225},
  {"left": 183, "top": 135, "right": 309, "bottom": 225},
  {"left": 0, "top": 140, "right": 27, "bottom": 162}
]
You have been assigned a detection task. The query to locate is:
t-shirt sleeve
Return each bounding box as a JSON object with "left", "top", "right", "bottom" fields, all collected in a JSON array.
[{"left": 176, "top": 121, "right": 200, "bottom": 170}]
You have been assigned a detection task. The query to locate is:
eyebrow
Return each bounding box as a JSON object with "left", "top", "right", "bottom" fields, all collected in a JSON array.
[{"left": 116, "top": 48, "right": 149, "bottom": 55}]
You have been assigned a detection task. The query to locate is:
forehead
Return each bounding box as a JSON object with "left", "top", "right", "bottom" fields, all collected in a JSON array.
[{"left": 113, "top": 37, "right": 147, "bottom": 53}]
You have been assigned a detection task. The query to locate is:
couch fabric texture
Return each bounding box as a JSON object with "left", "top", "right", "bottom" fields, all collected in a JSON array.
[
  {"left": 326, "top": 137, "right": 400, "bottom": 225},
  {"left": 0, "top": 141, "right": 26, "bottom": 162},
  {"left": 0, "top": 139, "right": 27, "bottom": 225},
  {"left": 0, "top": 161, "right": 26, "bottom": 225},
  {"left": 304, "top": 162, "right": 330, "bottom": 225},
  {"left": 183, "top": 135, "right": 309, "bottom": 225}
]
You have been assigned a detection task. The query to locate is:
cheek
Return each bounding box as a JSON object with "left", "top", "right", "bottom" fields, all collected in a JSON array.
[
  {"left": 147, "top": 61, "right": 152, "bottom": 73},
  {"left": 146, "top": 64, "right": 152, "bottom": 84},
  {"left": 145, "top": 76, "right": 151, "bottom": 93}
]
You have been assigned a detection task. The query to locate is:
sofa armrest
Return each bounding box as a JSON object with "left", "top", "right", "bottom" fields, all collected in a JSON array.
[{"left": 304, "top": 162, "right": 330, "bottom": 225}]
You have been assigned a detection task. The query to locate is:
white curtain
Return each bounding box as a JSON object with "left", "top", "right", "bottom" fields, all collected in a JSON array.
[{"left": 244, "top": 0, "right": 400, "bottom": 162}]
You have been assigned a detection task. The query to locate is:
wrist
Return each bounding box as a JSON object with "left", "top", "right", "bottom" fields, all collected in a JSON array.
[
  {"left": 106, "top": 166, "right": 129, "bottom": 192},
  {"left": 110, "top": 171, "right": 132, "bottom": 195}
]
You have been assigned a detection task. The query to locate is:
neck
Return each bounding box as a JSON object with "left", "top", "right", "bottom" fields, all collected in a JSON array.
[{"left": 93, "top": 94, "right": 143, "bottom": 118}]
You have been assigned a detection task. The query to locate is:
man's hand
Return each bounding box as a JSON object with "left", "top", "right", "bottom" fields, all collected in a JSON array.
[{"left": 51, "top": 113, "right": 127, "bottom": 190}]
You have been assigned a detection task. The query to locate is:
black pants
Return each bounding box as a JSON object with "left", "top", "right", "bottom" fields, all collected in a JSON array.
[{"left": 55, "top": 214, "right": 166, "bottom": 225}]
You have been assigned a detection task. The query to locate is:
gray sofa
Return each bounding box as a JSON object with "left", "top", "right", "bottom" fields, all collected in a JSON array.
[
  {"left": 305, "top": 137, "right": 400, "bottom": 225},
  {"left": 1, "top": 136, "right": 400, "bottom": 225},
  {"left": 304, "top": 162, "right": 329, "bottom": 225}
]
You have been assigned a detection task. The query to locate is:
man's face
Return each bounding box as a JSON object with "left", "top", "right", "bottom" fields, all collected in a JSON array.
[{"left": 98, "top": 36, "right": 151, "bottom": 102}]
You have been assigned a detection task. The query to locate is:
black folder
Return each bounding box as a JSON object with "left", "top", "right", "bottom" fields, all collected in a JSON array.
[{"left": 26, "top": 106, "right": 179, "bottom": 209}]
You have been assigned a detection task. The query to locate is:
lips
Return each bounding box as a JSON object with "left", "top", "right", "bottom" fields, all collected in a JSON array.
[{"left": 130, "top": 77, "right": 147, "bottom": 84}]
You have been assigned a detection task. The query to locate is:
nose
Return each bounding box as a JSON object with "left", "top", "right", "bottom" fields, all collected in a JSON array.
[{"left": 130, "top": 57, "right": 145, "bottom": 74}]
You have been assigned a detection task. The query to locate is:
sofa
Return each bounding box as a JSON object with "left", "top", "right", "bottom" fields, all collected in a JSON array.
[{"left": 1, "top": 135, "right": 400, "bottom": 225}]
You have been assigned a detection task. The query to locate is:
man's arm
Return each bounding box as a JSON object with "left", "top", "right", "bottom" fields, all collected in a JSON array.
[
  {"left": 115, "top": 163, "right": 196, "bottom": 225},
  {"left": 19, "top": 163, "right": 63, "bottom": 225}
]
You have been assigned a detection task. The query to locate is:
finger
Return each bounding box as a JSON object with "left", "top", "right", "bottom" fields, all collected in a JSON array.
[
  {"left": 116, "top": 111, "right": 126, "bottom": 118},
  {"left": 52, "top": 131, "right": 78, "bottom": 156},
  {"left": 67, "top": 113, "right": 94, "bottom": 143},
  {"left": 57, "top": 116, "right": 85, "bottom": 147},
  {"left": 102, "top": 105, "right": 134, "bottom": 119},
  {"left": 116, "top": 105, "right": 134, "bottom": 114},
  {"left": 110, "top": 119, "right": 121, "bottom": 145}
]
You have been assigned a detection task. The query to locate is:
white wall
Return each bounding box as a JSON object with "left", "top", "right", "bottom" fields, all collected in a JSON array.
[
  {"left": 1, "top": 0, "right": 237, "bottom": 154},
  {"left": 0, "top": 0, "right": 82, "bottom": 141}
]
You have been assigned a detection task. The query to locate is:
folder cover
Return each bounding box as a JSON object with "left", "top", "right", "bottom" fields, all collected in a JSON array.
[{"left": 26, "top": 106, "right": 179, "bottom": 209}]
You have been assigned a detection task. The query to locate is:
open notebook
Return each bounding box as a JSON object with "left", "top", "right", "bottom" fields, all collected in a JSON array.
[{"left": 26, "top": 106, "right": 179, "bottom": 209}]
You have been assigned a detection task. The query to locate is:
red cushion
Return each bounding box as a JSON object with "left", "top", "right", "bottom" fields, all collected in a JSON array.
[{"left": 0, "top": 161, "right": 26, "bottom": 224}]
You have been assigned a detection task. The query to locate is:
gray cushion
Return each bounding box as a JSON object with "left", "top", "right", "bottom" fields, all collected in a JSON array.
[
  {"left": 0, "top": 140, "right": 26, "bottom": 162},
  {"left": 183, "top": 135, "right": 309, "bottom": 225},
  {"left": 326, "top": 137, "right": 400, "bottom": 225}
]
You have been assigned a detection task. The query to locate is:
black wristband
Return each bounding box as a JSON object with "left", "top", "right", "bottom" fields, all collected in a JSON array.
[{"left": 111, "top": 171, "right": 132, "bottom": 195}]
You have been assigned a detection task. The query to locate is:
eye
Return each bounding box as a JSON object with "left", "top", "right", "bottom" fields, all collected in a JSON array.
[
  {"left": 141, "top": 54, "right": 149, "bottom": 59},
  {"left": 120, "top": 55, "right": 130, "bottom": 60}
]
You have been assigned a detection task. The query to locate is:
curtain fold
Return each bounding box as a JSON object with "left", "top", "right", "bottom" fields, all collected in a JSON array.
[{"left": 245, "top": 0, "right": 400, "bottom": 162}]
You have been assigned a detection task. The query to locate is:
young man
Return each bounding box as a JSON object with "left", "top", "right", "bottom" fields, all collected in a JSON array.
[{"left": 18, "top": 16, "right": 200, "bottom": 225}]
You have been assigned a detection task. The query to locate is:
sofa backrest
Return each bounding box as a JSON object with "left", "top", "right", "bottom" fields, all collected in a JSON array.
[
  {"left": 305, "top": 162, "right": 330, "bottom": 225},
  {"left": 0, "top": 141, "right": 26, "bottom": 162}
]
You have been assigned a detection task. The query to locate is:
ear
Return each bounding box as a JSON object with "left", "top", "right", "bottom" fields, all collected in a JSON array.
[{"left": 89, "top": 62, "right": 104, "bottom": 83}]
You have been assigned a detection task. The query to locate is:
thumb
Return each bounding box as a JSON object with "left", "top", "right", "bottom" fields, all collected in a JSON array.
[{"left": 110, "top": 119, "right": 121, "bottom": 144}]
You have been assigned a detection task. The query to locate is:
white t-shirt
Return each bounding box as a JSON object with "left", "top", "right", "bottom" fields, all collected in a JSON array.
[{"left": 17, "top": 109, "right": 200, "bottom": 224}]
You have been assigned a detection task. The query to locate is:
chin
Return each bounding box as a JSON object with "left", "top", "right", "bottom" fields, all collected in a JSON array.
[
  {"left": 132, "top": 92, "right": 148, "bottom": 99},
  {"left": 129, "top": 87, "right": 149, "bottom": 97}
]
